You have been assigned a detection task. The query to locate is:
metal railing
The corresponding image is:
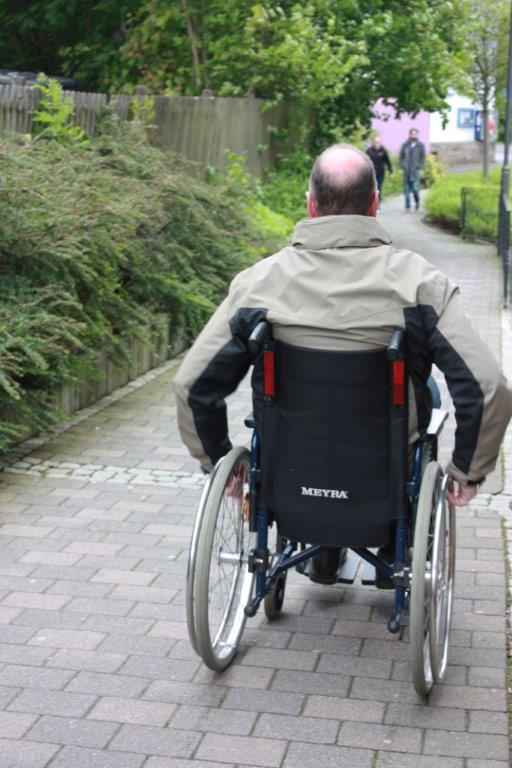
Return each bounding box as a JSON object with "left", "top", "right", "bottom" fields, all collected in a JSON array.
[
  {"left": 461, "top": 186, "right": 510, "bottom": 306},
  {"left": 460, "top": 187, "right": 499, "bottom": 242}
]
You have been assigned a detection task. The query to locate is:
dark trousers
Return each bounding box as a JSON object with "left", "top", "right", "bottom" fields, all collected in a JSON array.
[{"left": 376, "top": 172, "right": 384, "bottom": 201}]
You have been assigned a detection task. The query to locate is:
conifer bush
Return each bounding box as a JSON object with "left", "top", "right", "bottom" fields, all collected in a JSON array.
[{"left": 0, "top": 117, "right": 268, "bottom": 450}]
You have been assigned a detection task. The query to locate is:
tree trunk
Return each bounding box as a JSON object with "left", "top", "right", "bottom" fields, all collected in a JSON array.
[{"left": 180, "top": 0, "right": 202, "bottom": 90}]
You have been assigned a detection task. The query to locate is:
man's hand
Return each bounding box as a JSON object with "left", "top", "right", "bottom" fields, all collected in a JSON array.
[
  {"left": 224, "top": 466, "right": 245, "bottom": 499},
  {"left": 446, "top": 479, "right": 478, "bottom": 507}
]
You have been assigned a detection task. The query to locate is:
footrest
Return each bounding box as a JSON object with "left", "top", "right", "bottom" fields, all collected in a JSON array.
[
  {"left": 337, "top": 552, "right": 361, "bottom": 584},
  {"left": 361, "top": 563, "right": 376, "bottom": 585},
  {"left": 296, "top": 552, "right": 361, "bottom": 585}
]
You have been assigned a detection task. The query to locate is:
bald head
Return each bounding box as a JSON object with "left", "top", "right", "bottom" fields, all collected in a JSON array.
[{"left": 309, "top": 144, "right": 377, "bottom": 217}]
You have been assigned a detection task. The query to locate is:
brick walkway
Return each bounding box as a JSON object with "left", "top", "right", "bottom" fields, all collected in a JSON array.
[{"left": 0, "top": 194, "right": 509, "bottom": 768}]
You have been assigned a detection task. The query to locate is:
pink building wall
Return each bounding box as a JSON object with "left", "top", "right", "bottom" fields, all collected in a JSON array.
[{"left": 371, "top": 100, "right": 430, "bottom": 155}]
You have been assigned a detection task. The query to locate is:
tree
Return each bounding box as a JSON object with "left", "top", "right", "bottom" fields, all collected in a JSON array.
[
  {"left": 0, "top": 0, "right": 139, "bottom": 90},
  {"left": 0, "top": 0, "right": 472, "bottom": 151},
  {"left": 463, "top": 0, "right": 509, "bottom": 177},
  {"left": 120, "top": 0, "right": 471, "bottom": 149}
]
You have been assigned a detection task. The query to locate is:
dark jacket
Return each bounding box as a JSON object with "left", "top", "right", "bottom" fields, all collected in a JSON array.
[
  {"left": 399, "top": 140, "right": 426, "bottom": 182},
  {"left": 367, "top": 146, "right": 392, "bottom": 177}
]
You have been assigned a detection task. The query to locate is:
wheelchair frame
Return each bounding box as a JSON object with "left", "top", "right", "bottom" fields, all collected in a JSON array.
[{"left": 186, "top": 322, "right": 456, "bottom": 697}]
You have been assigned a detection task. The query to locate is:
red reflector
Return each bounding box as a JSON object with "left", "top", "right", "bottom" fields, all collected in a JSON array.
[
  {"left": 392, "top": 360, "right": 405, "bottom": 406},
  {"left": 263, "top": 350, "right": 275, "bottom": 397}
]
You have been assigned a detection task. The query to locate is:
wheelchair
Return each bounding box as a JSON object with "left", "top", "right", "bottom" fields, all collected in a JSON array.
[{"left": 186, "top": 321, "right": 456, "bottom": 697}]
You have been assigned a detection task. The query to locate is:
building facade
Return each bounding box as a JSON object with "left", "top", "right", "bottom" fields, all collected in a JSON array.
[{"left": 371, "top": 92, "right": 496, "bottom": 164}]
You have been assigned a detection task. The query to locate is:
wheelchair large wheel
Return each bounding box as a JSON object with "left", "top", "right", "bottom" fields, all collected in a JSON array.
[
  {"left": 410, "top": 461, "right": 455, "bottom": 697},
  {"left": 188, "top": 446, "right": 255, "bottom": 671}
]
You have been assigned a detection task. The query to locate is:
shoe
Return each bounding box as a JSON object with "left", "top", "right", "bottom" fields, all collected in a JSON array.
[
  {"left": 375, "top": 547, "right": 394, "bottom": 590},
  {"left": 309, "top": 547, "right": 347, "bottom": 585},
  {"left": 415, "top": 200, "right": 420, "bottom": 211}
]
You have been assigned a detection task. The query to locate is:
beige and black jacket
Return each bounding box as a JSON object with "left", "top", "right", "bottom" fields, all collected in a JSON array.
[{"left": 175, "top": 215, "right": 512, "bottom": 484}]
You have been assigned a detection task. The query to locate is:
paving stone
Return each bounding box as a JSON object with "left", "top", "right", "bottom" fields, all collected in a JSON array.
[
  {"left": 384, "top": 702, "right": 466, "bottom": 731},
  {"left": 119, "top": 655, "right": 199, "bottom": 682},
  {"left": 25, "top": 715, "right": 118, "bottom": 748},
  {"left": 271, "top": 669, "right": 351, "bottom": 697},
  {"left": 65, "top": 671, "right": 148, "bottom": 698},
  {"left": 88, "top": 696, "right": 175, "bottom": 726},
  {"left": 170, "top": 704, "right": 256, "bottom": 735},
  {"left": 0, "top": 711, "right": 38, "bottom": 738},
  {"left": 46, "top": 649, "right": 127, "bottom": 673},
  {"left": 423, "top": 730, "right": 508, "bottom": 761},
  {"left": 0, "top": 738, "right": 60, "bottom": 768},
  {"left": 469, "top": 710, "right": 509, "bottom": 735},
  {"left": 0, "top": 640, "right": 55, "bottom": 666},
  {"left": 2, "top": 592, "right": 71, "bottom": 611},
  {"left": 144, "top": 681, "right": 226, "bottom": 707},
  {"left": 196, "top": 733, "right": 287, "bottom": 768},
  {"left": 98, "top": 634, "right": 174, "bottom": 656},
  {"left": 91, "top": 568, "right": 158, "bottom": 586},
  {"left": 64, "top": 597, "right": 135, "bottom": 616},
  {"left": 20, "top": 550, "right": 82, "bottom": 566},
  {"left": 428, "top": 684, "right": 506, "bottom": 711},
  {"left": 222, "top": 687, "right": 305, "bottom": 715},
  {"left": 8, "top": 689, "right": 95, "bottom": 717},
  {"left": 240, "top": 647, "right": 318, "bottom": 671},
  {"left": 337, "top": 721, "right": 422, "bottom": 752},
  {"left": 13, "top": 608, "right": 89, "bottom": 631},
  {"left": 303, "top": 694, "right": 385, "bottom": 723},
  {"left": 48, "top": 746, "right": 145, "bottom": 768},
  {"left": 0, "top": 664, "right": 76, "bottom": 690},
  {"left": 317, "top": 653, "right": 392, "bottom": 678},
  {"left": 195, "top": 664, "right": 274, "bottom": 690},
  {"left": 375, "top": 755, "right": 463, "bottom": 768},
  {"left": 109, "top": 724, "right": 200, "bottom": 758},
  {"left": 255, "top": 712, "right": 339, "bottom": 744},
  {"left": 468, "top": 666, "right": 506, "bottom": 688},
  {"left": 283, "top": 741, "right": 374, "bottom": 768},
  {"left": 144, "top": 759, "right": 231, "bottom": 768},
  {"left": 28, "top": 628, "right": 105, "bottom": 649}
]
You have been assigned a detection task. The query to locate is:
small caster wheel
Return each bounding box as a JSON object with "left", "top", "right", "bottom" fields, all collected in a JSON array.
[{"left": 264, "top": 572, "right": 287, "bottom": 620}]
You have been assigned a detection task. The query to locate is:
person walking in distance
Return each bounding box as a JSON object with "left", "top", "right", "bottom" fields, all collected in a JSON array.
[
  {"left": 399, "top": 128, "right": 425, "bottom": 211},
  {"left": 366, "top": 135, "right": 393, "bottom": 204}
]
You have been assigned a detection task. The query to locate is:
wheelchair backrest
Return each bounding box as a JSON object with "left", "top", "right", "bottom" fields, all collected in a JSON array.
[{"left": 254, "top": 339, "right": 408, "bottom": 548}]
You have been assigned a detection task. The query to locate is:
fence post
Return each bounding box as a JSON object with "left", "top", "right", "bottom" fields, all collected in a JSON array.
[
  {"left": 460, "top": 188, "right": 467, "bottom": 240},
  {"left": 498, "top": 185, "right": 511, "bottom": 307}
]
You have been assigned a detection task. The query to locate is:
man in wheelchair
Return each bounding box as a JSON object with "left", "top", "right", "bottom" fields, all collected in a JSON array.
[{"left": 175, "top": 144, "right": 512, "bottom": 693}]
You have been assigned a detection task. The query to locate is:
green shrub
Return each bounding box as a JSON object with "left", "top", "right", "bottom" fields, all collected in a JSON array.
[
  {"left": 422, "top": 154, "right": 444, "bottom": 188},
  {"left": 425, "top": 168, "right": 500, "bottom": 235},
  {"left": 260, "top": 168, "right": 309, "bottom": 224},
  {"left": 0, "top": 120, "right": 286, "bottom": 450},
  {"left": 33, "top": 76, "right": 88, "bottom": 146}
]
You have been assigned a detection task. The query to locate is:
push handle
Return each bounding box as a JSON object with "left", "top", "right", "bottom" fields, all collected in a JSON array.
[
  {"left": 387, "top": 329, "right": 405, "bottom": 361},
  {"left": 248, "top": 320, "right": 271, "bottom": 355}
]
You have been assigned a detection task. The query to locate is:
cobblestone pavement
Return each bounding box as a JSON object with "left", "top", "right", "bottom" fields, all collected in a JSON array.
[{"left": 0, "top": 194, "right": 510, "bottom": 768}]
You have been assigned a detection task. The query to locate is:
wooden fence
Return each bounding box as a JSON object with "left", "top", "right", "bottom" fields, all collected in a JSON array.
[{"left": 0, "top": 80, "right": 292, "bottom": 176}]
